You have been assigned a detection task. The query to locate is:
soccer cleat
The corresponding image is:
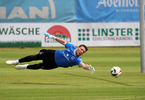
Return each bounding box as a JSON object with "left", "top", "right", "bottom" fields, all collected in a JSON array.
[
  {"left": 6, "top": 60, "right": 19, "bottom": 65},
  {"left": 15, "top": 64, "right": 29, "bottom": 70}
]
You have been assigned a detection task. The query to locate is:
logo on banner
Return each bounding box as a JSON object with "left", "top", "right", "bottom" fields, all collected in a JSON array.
[
  {"left": 0, "top": 0, "right": 75, "bottom": 22},
  {"left": 0, "top": 26, "right": 40, "bottom": 35},
  {"left": 96, "top": 0, "right": 139, "bottom": 12},
  {"left": 45, "top": 25, "right": 71, "bottom": 43},
  {"left": 0, "top": 0, "right": 56, "bottom": 20},
  {"left": 135, "top": 28, "right": 140, "bottom": 40},
  {"left": 78, "top": 28, "right": 140, "bottom": 41},
  {"left": 78, "top": 29, "right": 90, "bottom": 41}
]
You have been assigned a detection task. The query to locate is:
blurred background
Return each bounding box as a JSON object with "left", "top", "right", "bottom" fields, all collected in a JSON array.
[{"left": 0, "top": 0, "right": 140, "bottom": 47}]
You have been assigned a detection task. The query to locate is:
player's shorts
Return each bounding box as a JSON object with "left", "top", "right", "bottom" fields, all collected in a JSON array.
[{"left": 39, "top": 49, "right": 58, "bottom": 69}]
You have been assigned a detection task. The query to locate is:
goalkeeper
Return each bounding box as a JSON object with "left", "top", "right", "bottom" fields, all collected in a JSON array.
[{"left": 6, "top": 32, "right": 95, "bottom": 74}]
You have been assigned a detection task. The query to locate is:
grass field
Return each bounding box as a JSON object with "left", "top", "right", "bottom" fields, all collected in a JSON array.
[{"left": 0, "top": 47, "right": 145, "bottom": 100}]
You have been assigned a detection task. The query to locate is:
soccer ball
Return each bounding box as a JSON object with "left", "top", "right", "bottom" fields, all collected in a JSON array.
[{"left": 110, "top": 66, "right": 122, "bottom": 77}]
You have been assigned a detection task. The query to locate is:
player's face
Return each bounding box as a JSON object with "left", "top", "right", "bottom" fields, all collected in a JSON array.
[{"left": 76, "top": 46, "right": 86, "bottom": 56}]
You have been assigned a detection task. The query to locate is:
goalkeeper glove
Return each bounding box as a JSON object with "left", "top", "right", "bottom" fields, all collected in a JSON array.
[
  {"left": 89, "top": 65, "right": 95, "bottom": 74},
  {"left": 44, "top": 32, "right": 56, "bottom": 39}
]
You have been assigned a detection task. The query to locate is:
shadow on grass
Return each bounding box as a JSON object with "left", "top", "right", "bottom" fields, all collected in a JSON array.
[
  {"left": 10, "top": 82, "right": 82, "bottom": 86},
  {"left": 64, "top": 73, "right": 133, "bottom": 86},
  {"left": 11, "top": 82, "right": 67, "bottom": 85}
]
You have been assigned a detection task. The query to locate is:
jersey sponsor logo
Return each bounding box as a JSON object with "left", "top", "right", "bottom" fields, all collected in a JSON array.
[
  {"left": 45, "top": 25, "right": 71, "bottom": 43},
  {"left": 63, "top": 52, "right": 69, "bottom": 61}
]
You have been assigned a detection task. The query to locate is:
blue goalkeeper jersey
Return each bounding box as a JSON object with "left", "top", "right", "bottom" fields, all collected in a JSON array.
[{"left": 54, "top": 43, "right": 82, "bottom": 67}]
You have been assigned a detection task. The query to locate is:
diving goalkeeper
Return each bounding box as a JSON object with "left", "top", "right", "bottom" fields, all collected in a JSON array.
[{"left": 6, "top": 32, "right": 95, "bottom": 74}]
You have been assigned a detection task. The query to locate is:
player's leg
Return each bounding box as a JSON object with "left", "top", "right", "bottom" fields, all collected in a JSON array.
[
  {"left": 14, "top": 49, "right": 58, "bottom": 70},
  {"left": 15, "top": 63, "right": 44, "bottom": 70},
  {"left": 6, "top": 49, "right": 46, "bottom": 65},
  {"left": 15, "top": 63, "right": 58, "bottom": 70},
  {"left": 19, "top": 54, "right": 42, "bottom": 63},
  {"left": 19, "top": 49, "right": 48, "bottom": 63},
  {"left": 6, "top": 54, "right": 41, "bottom": 65},
  {"left": 42, "top": 63, "right": 58, "bottom": 70}
]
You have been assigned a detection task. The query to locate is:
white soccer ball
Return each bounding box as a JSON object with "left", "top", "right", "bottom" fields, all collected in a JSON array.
[{"left": 110, "top": 66, "right": 122, "bottom": 77}]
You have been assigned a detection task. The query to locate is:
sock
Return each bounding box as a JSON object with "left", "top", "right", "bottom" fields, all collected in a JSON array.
[
  {"left": 24, "top": 64, "right": 29, "bottom": 69},
  {"left": 15, "top": 60, "right": 19, "bottom": 64}
]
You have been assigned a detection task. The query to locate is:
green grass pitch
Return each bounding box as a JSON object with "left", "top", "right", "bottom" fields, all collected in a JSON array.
[{"left": 0, "top": 47, "right": 145, "bottom": 100}]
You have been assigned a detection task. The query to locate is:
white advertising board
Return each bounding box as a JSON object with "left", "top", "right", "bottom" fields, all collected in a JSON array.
[{"left": 0, "top": 22, "right": 140, "bottom": 47}]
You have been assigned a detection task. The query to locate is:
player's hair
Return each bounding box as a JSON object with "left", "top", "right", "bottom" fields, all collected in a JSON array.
[{"left": 79, "top": 44, "right": 88, "bottom": 52}]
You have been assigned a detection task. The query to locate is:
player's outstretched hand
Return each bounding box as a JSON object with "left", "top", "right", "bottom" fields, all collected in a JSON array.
[
  {"left": 44, "top": 32, "right": 50, "bottom": 38},
  {"left": 44, "top": 32, "right": 56, "bottom": 39},
  {"left": 89, "top": 65, "right": 95, "bottom": 74}
]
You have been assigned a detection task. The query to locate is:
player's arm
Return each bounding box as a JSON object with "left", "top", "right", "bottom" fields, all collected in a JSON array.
[
  {"left": 44, "top": 32, "right": 67, "bottom": 45},
  {"left": 79, "top": 62, "right": 95, "bottom": 74},
  {"left": 55, "top": 37, "right": 67, "bottom": 45}
]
